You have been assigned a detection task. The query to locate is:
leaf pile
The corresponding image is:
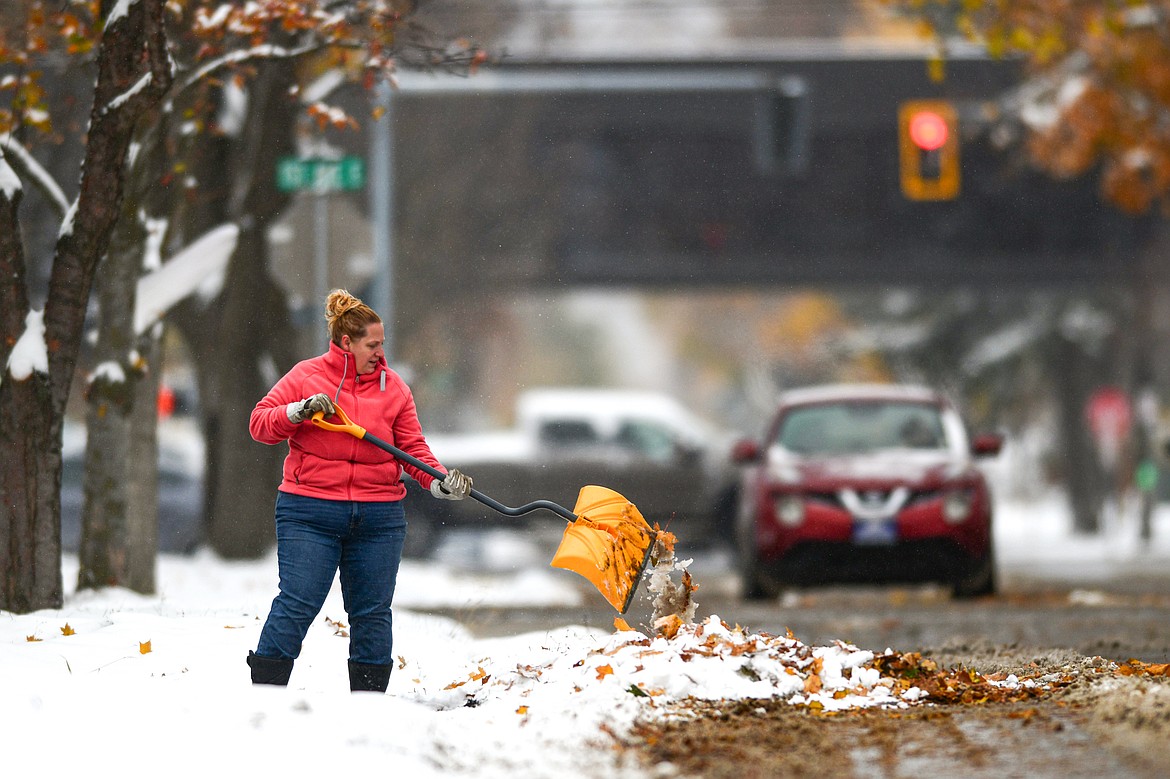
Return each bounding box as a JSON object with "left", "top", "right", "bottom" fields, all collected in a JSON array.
[
  {"left": 427, "top": 615, "right": 1076, "bottom": 718},
  {"left": 1116, "top": 659, "right": 1170, "bottom": 678},
  {"left": 868, "top": 651, "right": 1077, "bottom": 707}
]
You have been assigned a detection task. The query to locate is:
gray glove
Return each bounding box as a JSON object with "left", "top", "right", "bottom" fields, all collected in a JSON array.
[
  {"left": 287, "top": 392, "right": 335, "bottom": 424},
  {"left": 430, "top": 468, "right": 472, "bottom": 500}
]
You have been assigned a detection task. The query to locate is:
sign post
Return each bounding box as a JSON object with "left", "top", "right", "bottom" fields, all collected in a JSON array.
[{"left": 276, "top": 157, "right": 367, "bottom": 350}]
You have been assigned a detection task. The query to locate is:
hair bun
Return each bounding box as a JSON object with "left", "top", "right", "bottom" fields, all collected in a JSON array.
[
  {"left": 323, "top": 288, "right": 381, "bottom": 345},
  {"left": 325, "top": 289, "right": 363, "bottom": 322}
]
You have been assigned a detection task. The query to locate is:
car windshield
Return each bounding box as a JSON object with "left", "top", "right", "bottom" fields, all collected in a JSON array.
[{"left": 774, "top": 401, "right": 948, "bottom": 456}]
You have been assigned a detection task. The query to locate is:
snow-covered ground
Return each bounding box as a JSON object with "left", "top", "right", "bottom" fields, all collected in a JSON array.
[{"left": 2, "top": 495, "right": 1168, "bottom": 777}]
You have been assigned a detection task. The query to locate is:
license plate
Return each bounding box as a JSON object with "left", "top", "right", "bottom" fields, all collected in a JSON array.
[{"left": 852, "top": 518, "right": 897, "bottom": 545}]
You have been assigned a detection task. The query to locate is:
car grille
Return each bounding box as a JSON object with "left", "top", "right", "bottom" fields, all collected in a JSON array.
[{"left": 801, "top": 488, "right": 942, "bottom": 511}]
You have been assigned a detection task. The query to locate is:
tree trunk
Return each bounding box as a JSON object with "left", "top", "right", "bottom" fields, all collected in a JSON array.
[
  {"left": 1050, "top": 333, "right": 1108, "bottom": 534},
  {"left": 126, "top": 335, "right": 160, "bottom": 592},
  {"left": 203, "top": 228, "right": 293, "bottom": 557},
  {"left": 77, "top": 211, "right": 145, "bottom": 591},
  {"left": 0, "top": 0, "right": 171, "bottom": 612},
  {"left": 77, "top": 105, "right": 175, "bottom": 594},
  {"left": 0, "top": 166, "right": 61, "bottom": 607},
  {"left": 170, "top": 60, "right": 299, "bottom": 559}
]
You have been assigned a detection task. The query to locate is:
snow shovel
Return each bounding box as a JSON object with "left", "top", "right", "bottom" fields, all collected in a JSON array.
[{"left": 311, "top": 404, "right": 657, "bottom": 613}]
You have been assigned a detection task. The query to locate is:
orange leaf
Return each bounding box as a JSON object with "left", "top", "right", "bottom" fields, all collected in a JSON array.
[
  {"left": 139, "top": 640, "right": 152, "bottom": 655},
  {"left": 516, "top": 706, "right": 528, "bottom": 715},
  {"left": 60, "top": 623, "right": 75, "bottom": 636},
  {"left": 803, "top": 657, "right": 824, "bottom": 693},
  {"left": 26, "top": 635, "right": 41, "bottom": 642},
  {"left": 596, "top": 664, "right": 614, "bottom": 680},
  {"left": 613, "top": 617, "right": 632, "bottom": 632},
  {"left": 654, "top": 614, "right": 683, "bottom": 640}
]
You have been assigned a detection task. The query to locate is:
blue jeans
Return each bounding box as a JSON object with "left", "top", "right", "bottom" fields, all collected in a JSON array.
[{"left": 255, "top": 492, "right": 407, "bottom": 666}]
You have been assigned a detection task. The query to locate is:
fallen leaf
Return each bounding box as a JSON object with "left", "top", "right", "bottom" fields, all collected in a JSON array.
[
  {"left": 1118, "top": 660, "right": 1170, "bottom": 677},
  {"left": 803, "top": 657, "right": 824, "bottom": 693},
  {"left": 654, "top": 614, "right": 683, "bottom": 640},
  {"left": 596, "top": 664, "right": 614, "bottom": 680},
  {"left": 516, "top": 705, "right": 528, "bottom": 715},
  {"left": 1008, "top": 707, "right": 1040, "bottom": 722},
  {"left": 61, "top": 623, "right": 75, "bottom": 636},
  {"left": 139, "top": 640, "right": 152, "bottom": 654},
  {"left": 26, "top": 635, "right": 42, "bottom": 642}
]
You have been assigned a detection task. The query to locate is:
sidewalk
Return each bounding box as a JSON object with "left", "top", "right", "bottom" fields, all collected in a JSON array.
[{"left": 995, "top": 496, "right": 1170, "bottom": 591}]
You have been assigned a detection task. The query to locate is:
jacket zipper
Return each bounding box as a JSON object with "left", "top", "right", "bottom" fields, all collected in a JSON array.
[{"left": 346, "top": 354, "right": 358, "bottom": 501}]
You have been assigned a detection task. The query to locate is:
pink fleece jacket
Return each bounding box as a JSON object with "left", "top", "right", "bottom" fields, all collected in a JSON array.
[{"left": 249, "top": 341, "right": 445, "bottom": 502}]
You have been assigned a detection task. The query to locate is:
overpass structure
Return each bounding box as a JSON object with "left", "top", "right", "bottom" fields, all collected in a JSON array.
[{"left": 357, "top": 52, "right": 1150, "bottom": 299}]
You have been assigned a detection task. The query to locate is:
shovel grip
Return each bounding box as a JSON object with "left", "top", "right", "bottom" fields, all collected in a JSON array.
[
  {"left": 310, "top": 404, "right": 366, "bottom": 438},
  {"left": 312, "top": 403, "right": 578, "bottom": 523}
]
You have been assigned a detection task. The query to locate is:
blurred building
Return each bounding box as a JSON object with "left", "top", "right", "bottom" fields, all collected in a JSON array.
[{"left": 264, "top": 1, "right": 1151, "bottom": 442}]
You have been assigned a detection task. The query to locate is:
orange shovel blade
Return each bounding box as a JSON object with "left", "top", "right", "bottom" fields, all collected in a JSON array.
[{"left": 550, "top": 486, "right": 657, "bottom": 613}]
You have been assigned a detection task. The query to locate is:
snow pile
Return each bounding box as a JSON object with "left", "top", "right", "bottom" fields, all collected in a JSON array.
[{"left": 418, "top": 614, "right": 917, "bottom": 719}]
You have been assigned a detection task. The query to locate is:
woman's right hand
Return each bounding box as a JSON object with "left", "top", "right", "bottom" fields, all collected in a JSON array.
[{"left": 286, "top": 393, "right": 336, "bottom": 424}]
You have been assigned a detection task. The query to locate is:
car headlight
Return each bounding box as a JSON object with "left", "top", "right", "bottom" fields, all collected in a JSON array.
[
  {"left": 942, "top": 490, "right": 973, "bottom": 524},
  {"left": 773, "top": 495, "right": 805, "bottom": 527}
]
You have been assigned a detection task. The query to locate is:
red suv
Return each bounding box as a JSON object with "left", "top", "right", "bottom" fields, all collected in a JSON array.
[{"left": 732, "top": 384, "right": 1002, "bottom": 599}]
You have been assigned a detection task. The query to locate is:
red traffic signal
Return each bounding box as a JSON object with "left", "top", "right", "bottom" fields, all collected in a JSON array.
[
  {"left": 908, "top": 110, "right": 949, "bottom": 151},
  {"left": 899, "top": 100, "right": 959, "bottom": 200}
]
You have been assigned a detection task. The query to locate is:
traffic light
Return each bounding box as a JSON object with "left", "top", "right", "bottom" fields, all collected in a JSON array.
[{"left": 898, "top": 100, "right": 959, "bottom": 200}]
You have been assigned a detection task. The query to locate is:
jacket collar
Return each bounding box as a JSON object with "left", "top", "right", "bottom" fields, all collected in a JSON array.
[
  {"left": 323, "top": 340, "right": 388, "bottom": 383},
  {"left": 324, "top": 340, "right": 353, "bottom": 374}
]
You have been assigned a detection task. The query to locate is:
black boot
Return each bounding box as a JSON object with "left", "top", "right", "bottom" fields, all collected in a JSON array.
[
  {"left": 348, "top": 659, "right": 392, "bottom": 693},
  {"left": 247, "top": 651, "right": 294, "bottom": 686}
]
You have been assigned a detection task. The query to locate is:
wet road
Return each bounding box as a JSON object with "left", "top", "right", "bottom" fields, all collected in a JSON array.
[{"left": 425, "top": 541, "right": 1170, "bottom": 665}]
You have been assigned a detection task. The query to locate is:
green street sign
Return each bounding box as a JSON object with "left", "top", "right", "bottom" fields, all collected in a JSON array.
[{"left": 276, "top": 156, "right": 366, "bottom": 193}]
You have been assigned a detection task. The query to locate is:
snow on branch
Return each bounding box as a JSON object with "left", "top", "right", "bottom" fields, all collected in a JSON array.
[
  {"left": 134, "top": 223, "right": 239, "bottom": 335},
  {"left": 0, "top": 134, "right": 69, "bottom": 216},
  {"left": 103, "top": 0, "right": 140, "bottom": 33},
  {"left": 171, "top": 42, "right": 320, "bottom": 107},
  {"left": 0, "top": 152, "right": 19, "bottom": 202},
  {"left": 102, "top": 72, "right": 155, "bottom": 118},
  {"left": 5, "top": 309, "right": 48, "bottom": 383}
]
